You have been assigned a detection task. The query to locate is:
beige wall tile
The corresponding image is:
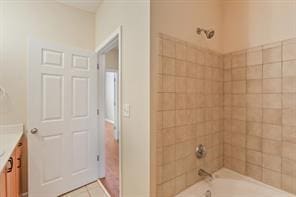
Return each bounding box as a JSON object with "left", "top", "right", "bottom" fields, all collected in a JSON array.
[
  {"left": 282, "top": 174, "right": 296, "bottom": 194},
  {"left": 263, "top": 62, "right": 281, "bottom": 79},
  {"left": 163, "top": 110, "right": 176, "bottom": 128},
  {"left": 263, "top": 109, "right": 282, "bottom": 124},
  {"left": 232, "top": 68, "right": 246, "bottom": 80},
  {"left": 283, "top": 77, "right": 296, "bottom": 93},
  {"left": 232, "top": 80, "right": 246, "bottom": 94},
  {"left": 175, "top": 42, "right": 186, "bottom": 60},
  {"left": 162, "top": 127, "right": 176, "bottom": 146},
  {"left": 262, "top": 168, "right": 282, "bottom": 188},
  {"left": 232, "top": 120, "right": 246, "bottom": 134},
  {"left": 175, "top": 140, "right": 194, "bottom": 160},
  {"left": 176, "top": 93, "right": 186, "bottom": 109},
  {"left": 262, "top": 78, "right": 282, "bottom": 93},
  {"left": 247, "top": 65, "right": 262, "bottom": 79},
  {"left": 247, "top": 49, "right": 262, "bottom": 66},
  {"left": 232, "top": 107, "right": 246, "bottom": 121},
  {"left": 282, "top": 158, "right": 296, "bottom": 177},
  {"left": 196, "top": 50, "right": 206, "bottom": 66},
  {"left": 186, "top": 47, "right": 196, "bottom": 63},
  {"left": 262, "top": 139, "right": 282, "bottom": 155},
  {"left": 186, "top": 62, "right": 196, "bottom": 78},
  {"left": 247, "top": 150, "right": 262, "bottom": 166},
  {"left": 232, "top": 133, "right": 246, "bottom": 148},
  {"left": 196, "top": 65, "right": 205, "bottom": 79},
  {"left": 247, "top": 122, "right": 262, "bottom": 137},
  {"left": 231, "top": 94, "right": 246, "bottom": 107},
  {"left": 247, "top": 108, "right": 262, "bottom": 122},
  {"left": 175, "top": 158, "right": 186, "bottom": 176},
  {"left": 224, "top": 69, "right": 232, "bottom": 81},
  {"left": 232, "top": 52, "right": 246, "bottom": 68},
  {"left": 247, "top": 135, "right": 262, "bottom": 151},
  {"left": 175, "top": 126, "right": 194, "bottom": 143},
  {"left": 163, "top": 57, "right": 176, "bottom": 75},
  {"left": 224, "top": 81, "right": 232, "bottom": 93},
  {"left": 224, "top": 54, "right": 232, "bottom": 69},
  {"left": 263, "top": 45, "right": 282, "bottom": 64},
  {"left": 283, "top": 125, "right": 296, "bottom": 143},
  {"left": 263, "top": 154, "right": 282, "bottom": 172},
  {"left": 247, "top": 79, "right": 262, "bottom": 93},
  {"left": 163, "top": 145, "right": 176, "bottom": 164},
  {"left": 262, "top": 94, "right": 282, "bottom": 109},
  {"left": 162, "top": 93, "right": 176, "bottom": 110},
  {"left": 175, "top": 174, "right": 186, "bottom": 194},
  {"left": 283, "top": 142, "right": 296, "bottom": 161},
  {"left": 224, "top": 95, "right": 232, "bottom": 106},
  {"left": 283, "top": 60, "right": 296, "bottom": 77},
  {"left": 232, "top": 145, "right": 246, "bottom": 160},
  {"left": 283, "top": 109, "right": 296, "bottom": 126},
  {"left": 175, "top": 77, "right": 186, "bottom": 93},
  {"left": 163, "top": 39, "right": 176, "bottom": 58},
  {"left": 247, "top": 94, "right": 262, "bottom": 108},
  {"left": 247, "top": 163, "right": 262, "bottom": 181},
  {"left": 283, "top": 39, "right": 296, "bottom": 61},
  {"left": 231, "top": 158, "right": 246, "bottom": 174},
  {"left": 161, "top": 178, "right": 175, "bottom": 197},
  {"left": 163, "top": 75, "right": 176, "bottom": 92},
  {"left": 175, "top": 60, "right": 186, "bottom": 77},
  {"left": 186, "top": 168, "right": 198, "bottom": 186},
  {"left": 283, "top": 93, "right": 296, "bottom": 109},
  {"left": 262, "top": 124, "right": 282, "bottom": 141},
  {"left": 162, "top": 162, "right": 176, "bottom": 182}
]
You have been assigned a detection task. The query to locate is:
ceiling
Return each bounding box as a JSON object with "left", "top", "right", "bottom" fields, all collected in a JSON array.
[{"left": 56, "top": 0, "right": 102, "bottom": 13}]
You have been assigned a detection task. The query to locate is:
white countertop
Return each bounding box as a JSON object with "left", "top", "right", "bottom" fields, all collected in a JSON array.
[{"left": 0, "top": 124, "right": 23, "bottom": 173}]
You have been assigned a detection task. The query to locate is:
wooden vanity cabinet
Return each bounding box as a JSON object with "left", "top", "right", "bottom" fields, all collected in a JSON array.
[
  {"left": 15, "top": 143, "right": 22, "bottom": 197},
  {"left": 0, "top": 170, "right": 6, "bottom": 197},
  {"left": 0, "top": 141, "right": 22, "bottom": 197}
]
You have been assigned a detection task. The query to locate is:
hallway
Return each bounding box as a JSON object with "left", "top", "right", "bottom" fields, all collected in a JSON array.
[{"left": 100, "top": 122, "right": 119, "bottom": 197}]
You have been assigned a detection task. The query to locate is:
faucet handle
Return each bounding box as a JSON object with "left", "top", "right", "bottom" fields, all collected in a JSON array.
[{"left": 196, "top": 144, "right": 207, "bottom": 159}]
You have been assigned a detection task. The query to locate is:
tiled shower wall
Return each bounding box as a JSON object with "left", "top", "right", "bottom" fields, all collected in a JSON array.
[
  {"left": 154, "top": 34, "right": 224, "bottom": 197},
  {"left": 223, "top": 39, "right": 296, "bottom": 194}
]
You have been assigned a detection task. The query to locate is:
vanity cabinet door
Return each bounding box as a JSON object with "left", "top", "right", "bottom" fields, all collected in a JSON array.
[
  {"left": 0, "top": 170, "right": 6, "bottom": 197},
  {"left": 15, "top": 143, "right": 22, "bottom": 197},
  {"left": 6, "top": 151, "right": 16, "bottom": 197}
]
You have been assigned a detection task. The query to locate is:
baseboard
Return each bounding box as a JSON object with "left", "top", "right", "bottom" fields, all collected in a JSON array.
[
  {"left": 104, "top": 119, "right": 114, "bottom": 124},
  {"left": 21, "top": 192, "right": 28, "bottom": 197}
]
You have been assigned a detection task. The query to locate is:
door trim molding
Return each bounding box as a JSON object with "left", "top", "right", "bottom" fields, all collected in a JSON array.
[{"left": 95, "top": 25, "right": 122, "bottom": 197}]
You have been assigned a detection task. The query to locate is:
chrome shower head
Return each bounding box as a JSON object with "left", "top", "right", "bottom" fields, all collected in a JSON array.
[{"left": 197, "top": 28, "right": 215, "bottom": 39}]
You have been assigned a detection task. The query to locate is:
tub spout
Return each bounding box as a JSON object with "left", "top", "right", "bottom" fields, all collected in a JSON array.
[{"left": 198, "top": 169, "right": 213, "bottom": 180}]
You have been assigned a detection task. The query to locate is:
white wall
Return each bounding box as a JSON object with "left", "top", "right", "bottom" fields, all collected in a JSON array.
[
  {"left": 223, "top": 0, "right": 296, "bottom": 53},
  {"left": 96, "top": 1, "right": 150, "bottom": 196},
  {"left": 0, "top": 1, "right": 95, "bottom": 193},
  {"left": 105, "top": 72, "right": 115, "bottom": 123}
]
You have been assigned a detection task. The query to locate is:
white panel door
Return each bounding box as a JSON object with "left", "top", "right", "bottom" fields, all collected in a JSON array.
[{"left": 28, "top": 39, "right": 98, "bottom": 197}]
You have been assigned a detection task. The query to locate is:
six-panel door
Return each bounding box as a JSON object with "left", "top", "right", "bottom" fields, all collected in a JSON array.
[{"left": 28, "top": 40, "right": 98, "bottom": 196}]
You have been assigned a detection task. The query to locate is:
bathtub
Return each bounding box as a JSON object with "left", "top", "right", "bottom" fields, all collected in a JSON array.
[{"left": 176, "top": 168, "right": 296, "bottom": 197}]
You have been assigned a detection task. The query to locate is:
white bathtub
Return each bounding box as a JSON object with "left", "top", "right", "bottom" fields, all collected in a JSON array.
[{"left": 176, "top": 168, "right": 296, "bottom": 197}]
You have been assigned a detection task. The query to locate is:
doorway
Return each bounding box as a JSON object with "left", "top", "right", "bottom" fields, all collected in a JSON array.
[{"left": 96, "top": 28, "right": 121, "bottom": 197}]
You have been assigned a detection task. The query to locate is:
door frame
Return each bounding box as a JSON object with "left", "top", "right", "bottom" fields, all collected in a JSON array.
[{"left": 96, "top": 26, "right": 122, "bottom": 196}]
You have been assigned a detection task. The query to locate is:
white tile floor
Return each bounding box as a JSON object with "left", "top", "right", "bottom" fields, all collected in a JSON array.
[{"left": 61, "top": 181, "right": 109, "bottom": 197}]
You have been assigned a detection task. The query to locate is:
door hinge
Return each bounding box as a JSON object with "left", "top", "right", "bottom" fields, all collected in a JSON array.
[
  {"left": 97, "top": 109, "right": 99, "bottom": 115},
  {"left": 97, "top": 64, "right": 100, "bottom": 70},
  {"left": 97, "top": 155, "right": 100, "bottom": 161}
]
